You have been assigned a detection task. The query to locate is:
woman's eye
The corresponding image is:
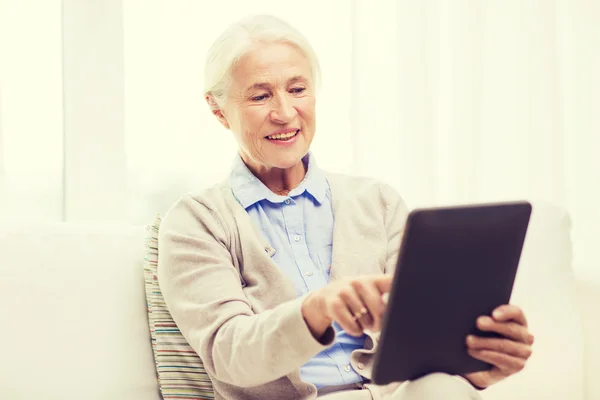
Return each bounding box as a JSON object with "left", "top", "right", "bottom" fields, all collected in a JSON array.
[
  {"left": 290, "top": 87, "right": 305, "bottom": 94},
  {"left": 251, "top": 94, "right": 268, "bottom": 101}
]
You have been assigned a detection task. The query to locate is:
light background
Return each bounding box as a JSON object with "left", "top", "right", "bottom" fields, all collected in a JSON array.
[{"left": 0, "top": 0, "right": 598, "bottom": 275}]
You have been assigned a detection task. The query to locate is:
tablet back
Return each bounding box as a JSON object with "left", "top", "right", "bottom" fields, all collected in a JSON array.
[{"left": 371, "top": 201, "right": 532, "bottom": 385}]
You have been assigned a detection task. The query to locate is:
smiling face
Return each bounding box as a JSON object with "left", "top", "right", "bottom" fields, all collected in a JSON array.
[{"left": 210, "top": 41, "right": 316, "bottom": 174}]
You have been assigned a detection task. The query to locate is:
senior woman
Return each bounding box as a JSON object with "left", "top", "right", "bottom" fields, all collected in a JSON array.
[{"left": 158, "top": 14, "right": 534, "bottom": 400}]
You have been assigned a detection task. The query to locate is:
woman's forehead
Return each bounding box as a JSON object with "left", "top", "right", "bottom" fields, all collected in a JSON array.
[{"left": 232, "top": 42, "right": 312, "bottom": 89}]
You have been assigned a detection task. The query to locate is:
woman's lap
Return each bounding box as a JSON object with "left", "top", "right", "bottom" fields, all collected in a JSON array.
[
  {"left": 318, "top": 373, "right": 483, "bottom": 400},
  {"left": 317, "top": 388, "right": 370, "bottom": 399}
]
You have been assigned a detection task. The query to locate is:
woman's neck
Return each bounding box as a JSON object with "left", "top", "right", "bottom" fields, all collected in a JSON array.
[{"left": 243, "top": 156, "right": 308, "bottom": 196}]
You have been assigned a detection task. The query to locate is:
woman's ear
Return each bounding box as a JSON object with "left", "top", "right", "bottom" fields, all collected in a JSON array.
[{"left": 205, "top": 94, "right": 230, "bottom": 129}]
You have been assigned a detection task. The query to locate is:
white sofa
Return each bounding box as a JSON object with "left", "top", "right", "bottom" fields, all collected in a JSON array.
[{"left": 1, "top": 202, "right": 598, "bottom": 400}]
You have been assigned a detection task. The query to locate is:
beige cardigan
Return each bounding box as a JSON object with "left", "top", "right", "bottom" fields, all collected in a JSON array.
[{"left": 157, "top": 172, "right": 409, "bottom": 400}]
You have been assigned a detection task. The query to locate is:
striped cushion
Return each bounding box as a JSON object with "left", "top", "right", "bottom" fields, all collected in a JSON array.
[{"left": 144, "top": 214, "right": 215, "bottom": 399}]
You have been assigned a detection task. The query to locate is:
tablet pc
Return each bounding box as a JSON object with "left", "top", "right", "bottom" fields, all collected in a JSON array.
[{"left": 371, "top": 201, "right": 532, "bottom": 385}]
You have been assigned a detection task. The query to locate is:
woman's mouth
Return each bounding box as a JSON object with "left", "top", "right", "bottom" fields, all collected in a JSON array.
[{"left": 266, "top": 129, "right": 299, "bottom": 141}]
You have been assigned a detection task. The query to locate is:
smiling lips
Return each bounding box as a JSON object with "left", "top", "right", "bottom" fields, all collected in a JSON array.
[{"left": 266, "top": 129, "right": 300, "bottom": 141}]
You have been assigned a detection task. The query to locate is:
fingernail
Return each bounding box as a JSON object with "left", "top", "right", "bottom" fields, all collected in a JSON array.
[
  {"left": 466, "top": 335, "right": 475, "bottom": 344},
  {"left": 478, "top": 316, "right": 490, "bottom": 326},
  {"left": 493, "top": 310, "right": 503, "bottom": 319}
]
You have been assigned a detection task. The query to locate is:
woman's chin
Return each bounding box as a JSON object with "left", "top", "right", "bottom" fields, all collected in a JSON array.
[{"left": 269, "top": 152, "right": 308, "bottom": 171}]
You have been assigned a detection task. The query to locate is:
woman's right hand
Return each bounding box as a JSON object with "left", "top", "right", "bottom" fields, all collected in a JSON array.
[{"left": 301, "top": 274, "right": 393, "bottom": 339}]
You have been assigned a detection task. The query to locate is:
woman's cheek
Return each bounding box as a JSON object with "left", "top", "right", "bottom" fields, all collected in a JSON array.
[{"left": 246, "top": 131, "right": 265, "bottom": 159}]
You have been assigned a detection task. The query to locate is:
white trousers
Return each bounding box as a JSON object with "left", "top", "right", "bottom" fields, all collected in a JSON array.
[{"left": 318, "top": 373, "right": 483, "bottom": 400}]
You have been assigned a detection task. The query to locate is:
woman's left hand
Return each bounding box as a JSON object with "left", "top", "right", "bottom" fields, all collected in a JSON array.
[{"left": 463, "top": 304, "right": 534, "bottom": 390}]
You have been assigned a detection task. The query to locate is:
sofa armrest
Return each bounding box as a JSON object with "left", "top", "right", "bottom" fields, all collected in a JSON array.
[{"left": 576, "top": 269, "right": 600, "bottom": 400}]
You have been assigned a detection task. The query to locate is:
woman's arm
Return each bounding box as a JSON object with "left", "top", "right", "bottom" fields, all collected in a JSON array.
[{"left": 157, "top": 196, "right": 335, "bottom": 388}]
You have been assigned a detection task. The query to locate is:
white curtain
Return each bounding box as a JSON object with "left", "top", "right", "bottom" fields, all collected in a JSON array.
[
  {"left": 0, "top": 0, "right": 64, "bottom": 222},
  {"left": 0, "top": 0, "right": 598, "bottom": 274},
  {"left": 351, "top": 0, "right": 600, "bottom": 275},
  {"left": 0, "top": 87, "right": 5, "bottom": 217}
]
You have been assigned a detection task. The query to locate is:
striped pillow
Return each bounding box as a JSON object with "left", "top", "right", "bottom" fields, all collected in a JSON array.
[{"left": 144, "top": 214, "right": 215, "bottom": 399}]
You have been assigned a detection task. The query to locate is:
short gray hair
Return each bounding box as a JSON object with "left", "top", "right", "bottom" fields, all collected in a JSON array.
[{"left": 204, "top": 14, "right": 321, "bottom": 107}]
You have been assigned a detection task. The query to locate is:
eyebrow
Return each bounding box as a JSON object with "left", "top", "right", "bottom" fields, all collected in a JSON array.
[{"left": 246, "top": 75, "right": 308, "bottom": 92}]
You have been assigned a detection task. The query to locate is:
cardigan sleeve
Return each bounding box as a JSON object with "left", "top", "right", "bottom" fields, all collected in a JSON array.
[{"left": 157, "top": 195, "right": 335, "bottom": 388}]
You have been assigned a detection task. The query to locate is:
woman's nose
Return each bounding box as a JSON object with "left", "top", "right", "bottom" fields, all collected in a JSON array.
[{"left": 270, "top": 94, "right": 297, "bottom": 123}]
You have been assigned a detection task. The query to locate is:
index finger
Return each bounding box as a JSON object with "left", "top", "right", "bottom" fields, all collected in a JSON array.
[
  {"left": 492, "top": 304, "right": 528, "bottom": 327},
  {"left": 372, "top": 274, "right": 393, "bottom": 294}
]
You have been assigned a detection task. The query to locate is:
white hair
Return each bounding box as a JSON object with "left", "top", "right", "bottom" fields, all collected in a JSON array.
[{"left": 204, "top": 14, "right": 321, "bottom": 107}]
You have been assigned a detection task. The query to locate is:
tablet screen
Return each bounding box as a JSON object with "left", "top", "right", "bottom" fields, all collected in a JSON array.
[{"left": 371, "top": 201, "right": 532, "bottom": 384}]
